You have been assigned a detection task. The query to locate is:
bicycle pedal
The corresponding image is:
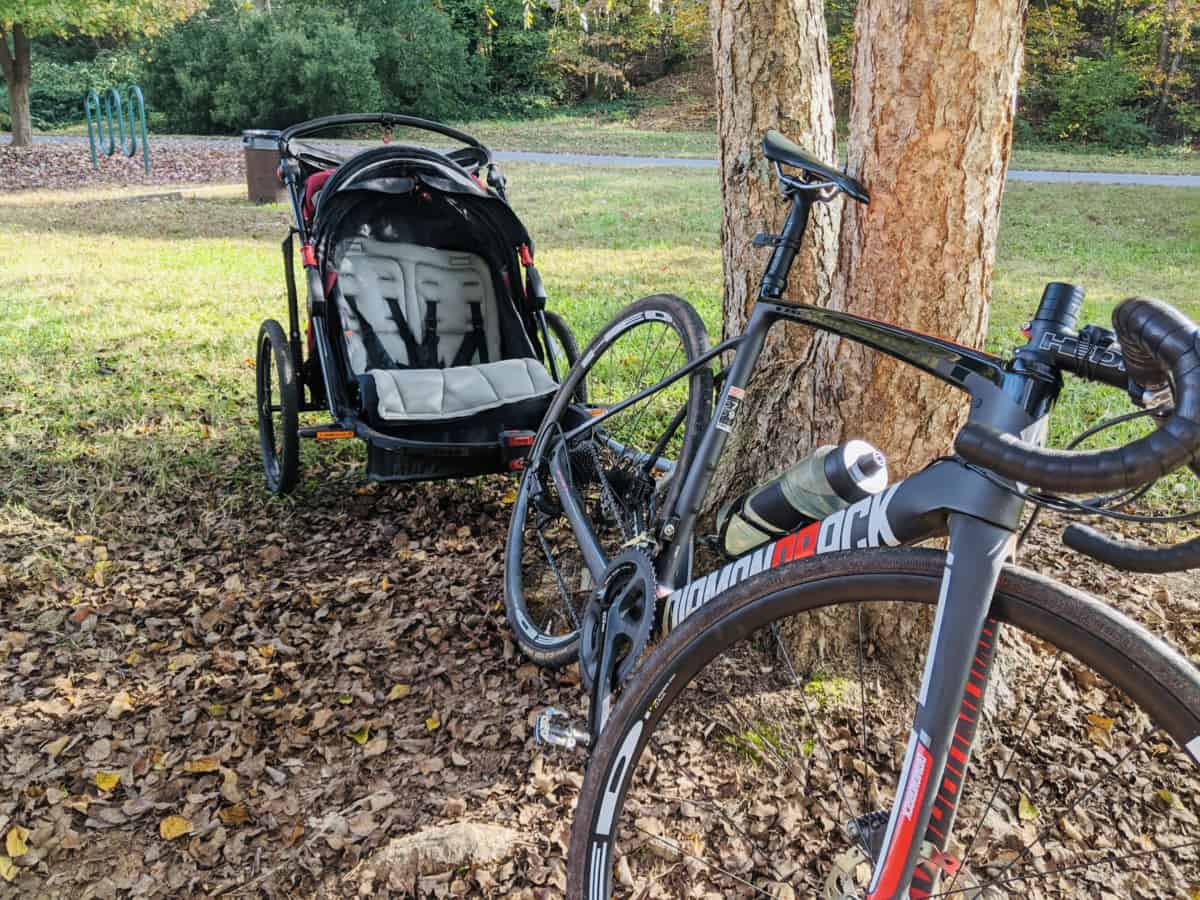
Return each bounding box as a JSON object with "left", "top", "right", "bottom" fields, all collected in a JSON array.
[{"left": 534, "top": 707, "right": 590, "bottom": 752}]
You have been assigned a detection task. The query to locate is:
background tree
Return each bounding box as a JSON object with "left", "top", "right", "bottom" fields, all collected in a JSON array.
[{"left": 0, "top": 0, "right": 202, "bottom": 147}]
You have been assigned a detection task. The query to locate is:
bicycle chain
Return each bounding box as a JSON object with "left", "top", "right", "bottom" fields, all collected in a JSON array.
[{"left": 583, "top": 437, "right": 632, "bottom": 543}]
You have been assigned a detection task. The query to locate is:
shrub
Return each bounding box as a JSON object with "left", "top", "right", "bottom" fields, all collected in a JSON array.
[
  {"left": 145, "top": 8, "right": 382, "bottom": 134},
  {"left": 144, "top": 3, "right": 495, "bottom": 133},
  {"left": 1096, "top": 108, "right": 1153, "bottom": 148},
  {"left": 366, "top": 0, "right": 487, "bottom": 119},
  {"left": 1043, "top": 55, "right": 1144, "bottom": 145},
  {"left": 0, "top": 50, "right": 143, "bottom": 129}
]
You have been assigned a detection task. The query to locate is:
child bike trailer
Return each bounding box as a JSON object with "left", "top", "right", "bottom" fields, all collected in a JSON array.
[{"left": 254, "top": 113, "right": 579, "bottom": 494}]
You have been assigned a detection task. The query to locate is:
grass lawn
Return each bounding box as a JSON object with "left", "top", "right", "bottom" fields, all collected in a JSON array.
[
  {"left": 2, "top": 168, "right": 1198, "bottom": 532},
  {"left": 31, "top": 114, "right": 1200, "bottom": 174}
]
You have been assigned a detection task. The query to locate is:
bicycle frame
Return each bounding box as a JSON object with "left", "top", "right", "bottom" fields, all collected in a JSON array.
[{"left": 551, "top": 186, "right": 1134, "bottom": 896}]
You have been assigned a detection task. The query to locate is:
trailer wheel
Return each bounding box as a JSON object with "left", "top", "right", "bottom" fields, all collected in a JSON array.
[{"left": 256, "top": 319, "right": 300, "bottom": 494}]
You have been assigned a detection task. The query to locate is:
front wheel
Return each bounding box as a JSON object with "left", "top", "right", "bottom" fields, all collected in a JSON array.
[
  {"left": 505, "top": 294, "right": 714, "bottom": 668},
  {"left": 569, "top": 548, "right": 1200, "bottom": 899},
  {"left": 256, "top": 319, "right": 300, "bottom": 495}
]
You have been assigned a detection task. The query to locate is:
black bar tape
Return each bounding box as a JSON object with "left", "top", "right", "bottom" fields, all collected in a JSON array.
[
  {"left": 956, "top": 298, "right": 1200, "bottom": 494},
  {"left": 1063, "top": 524, "right": 1200, "bottom": 573}
]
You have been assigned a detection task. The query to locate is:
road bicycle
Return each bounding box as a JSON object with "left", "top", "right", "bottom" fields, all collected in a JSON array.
[{"left": 505, "top": 129, "right": 1200, "bottom": 897}]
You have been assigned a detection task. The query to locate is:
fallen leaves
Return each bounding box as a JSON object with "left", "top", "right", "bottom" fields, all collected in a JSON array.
[
  {"left": 219, "top": 804, "right": 250, "bottom": 826},
  {"left": 159, "top": 815, "right": 194, "bottom": 841},
  {"left": 387, "top": 683, "right": 412, "bottom": 701},
  {"left": 5, "top": 826, "right": 29, "bottom": 859},
  {"left": 106, "top": 689, "right": 135, "bottom": 719},
  {"left": 183, "top": 756, "right": 221, "bottom": 774},
  {"left": 94, "top": 771, "right": 121, "bottom": 792}
]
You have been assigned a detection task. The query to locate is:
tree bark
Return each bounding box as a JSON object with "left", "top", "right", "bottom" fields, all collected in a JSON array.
[
  {"left": 0, "top": 25, "right": 33, "bottom": 148},
  {"left": 708, "top": 0, "right": 842, "bottom": 503},
  {"left": 831, "top": 0, "right": 1027, "bottom": 475},
  {"left": 710, "top": 0, "right": 1027, "bottom": 669}
]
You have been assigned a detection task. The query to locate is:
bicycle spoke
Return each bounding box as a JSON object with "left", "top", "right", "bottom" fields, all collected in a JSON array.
[
  {"left": 767, "top": 622, "right": 864, "bottom": 841},
  {"left": 946, "top": 647, "right": 1063, "bottom": 896},
  {"left": 627, "top": 821, "right": 778, "bottom": 898},
  {"left": 926, "top": 838, "right": 1200, "bottom": 897},
  {"left": 646, "top": 735, "right": 786, "bottom": 883}
]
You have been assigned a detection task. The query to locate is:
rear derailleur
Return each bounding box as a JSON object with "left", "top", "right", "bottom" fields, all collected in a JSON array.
[{"left": 535, "top": 547, "right": 658, "bottom": 752}]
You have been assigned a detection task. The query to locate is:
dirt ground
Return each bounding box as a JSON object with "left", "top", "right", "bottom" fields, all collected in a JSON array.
[
  {"left": 2, "top": 131, "right": 1197, "bottom": 899},
  {"left": 2, "top": 457, "right": 1197, "bottom": 898}
]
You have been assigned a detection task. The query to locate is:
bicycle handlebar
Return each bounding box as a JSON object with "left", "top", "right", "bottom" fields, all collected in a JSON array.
[
  {"left": 956, "top": 298, "right": 1200, "bottom": 494},
  {"left": 955, "top": 298, "right": 1200, "bottom": 572}
]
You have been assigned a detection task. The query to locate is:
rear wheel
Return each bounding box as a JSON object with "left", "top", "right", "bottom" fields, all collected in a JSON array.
[
  {"left": 543, "top": 309, "right": 586, "bottom": 403},
  {"left": 569, "top": 549, "right": 1200, "bottom": 899},
  {"left": 505, "top": 294, "right": 714, "bottom": 668},
  {"left": 256, "top": 319, "right": 300, "bottom": 495}
]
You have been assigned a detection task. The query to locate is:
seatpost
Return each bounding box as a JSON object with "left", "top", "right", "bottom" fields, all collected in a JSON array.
[{"left": 758, "top": 192, "right": 812, "bottom": 300}]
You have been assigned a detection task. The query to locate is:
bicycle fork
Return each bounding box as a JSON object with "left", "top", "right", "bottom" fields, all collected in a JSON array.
[{"left": 865, "top": 513, "right": 1010, "bottom": 899}]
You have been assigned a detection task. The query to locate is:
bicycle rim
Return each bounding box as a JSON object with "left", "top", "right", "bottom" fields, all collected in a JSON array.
[
  {"left": 506, "top": 295, "right": 712, "bottom": 664},
  {"left": 570, "top": 549, "right": 1200, "bottom": 898}
]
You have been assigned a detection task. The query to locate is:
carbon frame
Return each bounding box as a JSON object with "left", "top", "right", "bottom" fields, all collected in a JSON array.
[{"left": 553, "top": 294, "right": 1069, "bottom": 896}]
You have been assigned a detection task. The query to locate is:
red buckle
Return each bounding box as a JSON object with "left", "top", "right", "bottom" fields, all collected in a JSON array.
[
  {"left": 503, "top": 433, "right": 534, "bottom": 448},
  {"left": 508, "top": 458, "right": 527, "bottom": 471},
  {"left": 301, "top": 244, "right": 317, "bottom": 268},
  {"left": 518, "top": 244, "right": 534, "bottom": 267}
]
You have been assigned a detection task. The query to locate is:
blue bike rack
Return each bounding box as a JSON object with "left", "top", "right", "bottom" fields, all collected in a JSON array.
[{"left": 85, "top": 86, "right": 151, "bottom": 175}]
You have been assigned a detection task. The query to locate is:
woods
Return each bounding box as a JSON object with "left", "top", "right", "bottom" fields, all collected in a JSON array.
[{"left": 3, "top": 1, "right": 1199, "bottom": 149}]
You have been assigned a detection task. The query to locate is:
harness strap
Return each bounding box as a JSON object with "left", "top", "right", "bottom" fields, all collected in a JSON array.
[
  {"left": 341, "top": 293, "right": 403, "bottom": 371},
  {"left": 379, "top": 294, "right": 424, "bottom": 368},
  {"left": 451, "top": 301, "right": 489, "bottom": 367},
  {"left": 422, "top": 300, "right": 442, "bottom": 368}
]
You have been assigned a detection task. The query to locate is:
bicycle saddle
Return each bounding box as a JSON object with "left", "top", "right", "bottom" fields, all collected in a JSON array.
[{"left": 763, "top": 129, "right": 870, "bottom": 204}]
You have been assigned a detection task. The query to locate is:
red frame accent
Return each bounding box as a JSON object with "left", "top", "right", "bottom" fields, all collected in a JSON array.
[
  {"left": 868, "top": 741, "right": 933, "bottom": 900},
  {"left": 519, "top": 244, "right": 534, "bottom": 267},
  {"left": 301, "top": 244, "right": 318, "bottom": 268}
]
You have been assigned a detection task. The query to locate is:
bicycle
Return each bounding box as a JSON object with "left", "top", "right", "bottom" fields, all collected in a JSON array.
[{"left": 506, "top": 129, "right": 1200, "bottom": 897}]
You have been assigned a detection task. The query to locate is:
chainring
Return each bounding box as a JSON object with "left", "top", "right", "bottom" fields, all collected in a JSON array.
[{"left": 579, "top": 548, "right": 657, "bottom": 691}]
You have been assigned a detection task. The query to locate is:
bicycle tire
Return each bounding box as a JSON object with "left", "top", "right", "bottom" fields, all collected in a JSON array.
[
  {"left": 505, "top": 294, "right": 714, "bottom": 668},
  {"left": 257, "top": 319, "right": 300, "bottom": 495},
  {"left": 570, "top": 547, "right": 1200, "bottom": 898},
  {"left": 543, "top": 309, "right": 587, "bottom": 403}
]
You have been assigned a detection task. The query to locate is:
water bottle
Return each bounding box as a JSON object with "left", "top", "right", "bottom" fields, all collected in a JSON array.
[{"left": 717, "top": 440, "right": 888, "bottom": 557}]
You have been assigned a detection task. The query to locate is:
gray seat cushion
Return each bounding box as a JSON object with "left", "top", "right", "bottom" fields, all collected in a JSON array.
[
  {"left": 364, "top": 357, "right": 557, "bottom": 422},
  {"left": 337, "top": 239, "right": 502, "bottom": 368},
  {"left": 334, "top": 239, "right": 556, "bottom": 424}
]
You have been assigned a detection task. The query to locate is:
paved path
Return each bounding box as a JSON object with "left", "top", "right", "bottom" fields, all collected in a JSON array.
[{"left": 28, "top": 134, "right": 1200, "bottom": 187}]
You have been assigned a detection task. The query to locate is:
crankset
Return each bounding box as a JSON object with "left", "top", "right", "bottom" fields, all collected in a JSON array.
[{"left": 581, "top": 548, "right": 658, "bottom": 742}]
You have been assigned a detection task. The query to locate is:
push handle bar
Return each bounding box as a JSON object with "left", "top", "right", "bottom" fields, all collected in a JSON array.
[{"left": 278, "top": 113, "right": 489, "bottom": 159}]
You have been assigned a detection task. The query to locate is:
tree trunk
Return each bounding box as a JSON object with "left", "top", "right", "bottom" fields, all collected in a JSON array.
[
  {"left": 0, "top": 25, "right": 33, "bottom": 149},
  {"left": 831, "top": 0, "right": 1026, "bottom": 475},
  {"left": 708, "top": 0, "right": 842, "bottom": 503},
  {"left": 710, "top": 0, "right": 1026, "bottom": 669}
]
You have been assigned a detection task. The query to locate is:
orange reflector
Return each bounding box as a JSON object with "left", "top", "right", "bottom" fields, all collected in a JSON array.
[
  {"left": 316, "top": 430, "right": 355, "bottom": 441},
  {"left": 589, "top": 408, "right": 608, "bottom": 417}
]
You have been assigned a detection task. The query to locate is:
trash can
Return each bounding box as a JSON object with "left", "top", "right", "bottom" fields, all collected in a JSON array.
[{"left": 243, "top": 129, "right": 285, "bottom": 204}]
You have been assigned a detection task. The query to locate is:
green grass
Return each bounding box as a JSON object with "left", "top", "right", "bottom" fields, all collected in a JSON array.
[
  {"left": 1, "top": 169, "right": 1198, "bottom": 535},
  {"left": 31, "top": 114, "right": 1200, "bottom": 174}
]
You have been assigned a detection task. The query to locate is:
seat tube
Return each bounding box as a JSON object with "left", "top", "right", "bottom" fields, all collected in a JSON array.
[{"left": 866, "top": 513, "right": 1011, "bottom": 900}]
